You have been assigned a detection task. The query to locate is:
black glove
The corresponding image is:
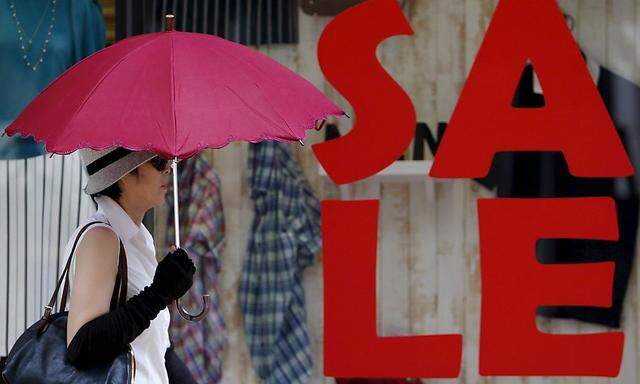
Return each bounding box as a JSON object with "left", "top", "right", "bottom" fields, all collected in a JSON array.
[
  {"left": 150, "top": 248, "right": 196, "bottom": 304},
  {"left": 66, "top": 286, "right": 167, "bottom": 368},
  {"left": 66, "top": 249, "right": 195, "bottom": 368}
]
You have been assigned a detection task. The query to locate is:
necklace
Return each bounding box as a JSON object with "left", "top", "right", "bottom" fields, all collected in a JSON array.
[
  {"left": 17, "top": 2, "right": 48, "bottom": 52},
  {"left": 9, "top": 0, "right": 58, "bottom": 72}
]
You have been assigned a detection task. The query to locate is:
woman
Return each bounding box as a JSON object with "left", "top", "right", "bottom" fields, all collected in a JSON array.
[{"left": 62, "top": 147, "right": 197, "bottom": 383}]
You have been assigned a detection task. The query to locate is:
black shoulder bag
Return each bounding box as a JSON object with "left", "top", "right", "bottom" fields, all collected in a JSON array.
[{"left": 2, "top": 221, "right": 136, "bottom": 383}]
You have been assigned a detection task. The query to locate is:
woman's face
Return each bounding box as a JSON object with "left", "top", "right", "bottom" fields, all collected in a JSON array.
[{"left": 120, "top": 158, "right": 171, "bottom": 209}]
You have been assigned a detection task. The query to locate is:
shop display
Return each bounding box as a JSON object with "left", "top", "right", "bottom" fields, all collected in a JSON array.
[
  {"left": 477, "top": 62, "right": 640, "bottom": 327},
  {"left": 0, "top": 0, "right": 105, "bottom": 159},
  {"left": 240, "top": 141, "right": 322, "bottom": 384},
  {"left": 167, "top": 155, "right": 227, "bottom": 384}
]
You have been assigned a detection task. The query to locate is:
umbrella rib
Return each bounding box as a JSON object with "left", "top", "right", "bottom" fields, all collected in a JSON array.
[
  {"left": 223, "top": 85, "right": 291, "bottom": 137},
  {"left": 197, "top": 43, "right": 299, "bottom": 139},
  {"left": 196, "top": 38, "right": 344, "bottom": 142},
  {"left": 61, "top": 37, "right": 165, "bottom": 150},
  {"left": 203, "top": 43, "right": 324, "bottom": 139},
  {"left": 251, "top": 82, "right": 299, "bottom": 138}
]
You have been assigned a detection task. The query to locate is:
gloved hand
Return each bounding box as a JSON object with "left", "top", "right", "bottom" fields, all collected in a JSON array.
[
  {"left": 67, "top": 285, "right": 167, "bottom": 367},
  {"left": 151, "top": 247, "right": 195, "bottom": 304},
  {"left": 67, "top": 248, "right": 196, "bottom": 368}
]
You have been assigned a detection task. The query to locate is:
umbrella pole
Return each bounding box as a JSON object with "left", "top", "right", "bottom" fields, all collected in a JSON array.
[
  {"left": 171, "top": 156, "right": 209, "bottom": 322},
  {"left": 172, "top": 157, "right": 180, "bottom": 248}
]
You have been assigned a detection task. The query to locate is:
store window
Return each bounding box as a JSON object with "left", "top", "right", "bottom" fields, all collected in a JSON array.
[{"left": 115, "top": 0, "right": 298, "bottom": 45}]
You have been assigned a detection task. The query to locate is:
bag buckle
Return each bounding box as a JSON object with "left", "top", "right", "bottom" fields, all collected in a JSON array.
[{"left": 35, "top": 306, "right": 54, "bottom": 335}]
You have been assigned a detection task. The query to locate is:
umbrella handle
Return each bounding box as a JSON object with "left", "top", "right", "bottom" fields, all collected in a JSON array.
[
  {"left": 170, "top": 157, "right": 208, "bottom": 322},
  {"left": 176, "top": 295, "right": 209, "bottom": 322}
]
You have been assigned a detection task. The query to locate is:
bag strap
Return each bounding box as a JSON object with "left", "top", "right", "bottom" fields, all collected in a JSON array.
[
  {"left": 59, "top": 238, "right": 128, "bottom": 313},
  {"left": 109, "top": 240, "right": 129, "bottom": 309},
  {"left": 39, "top": 221, "right": 128, "bottom": 327}
]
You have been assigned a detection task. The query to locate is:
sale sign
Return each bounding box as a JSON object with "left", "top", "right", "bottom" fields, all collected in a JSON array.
[{"left": 315, "top": 0, "right": 630, "bottom": 378}]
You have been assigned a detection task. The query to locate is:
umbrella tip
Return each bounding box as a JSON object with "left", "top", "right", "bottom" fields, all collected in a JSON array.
[
  {"left": 166, "top": 15, "right": 175, "bottom": 32},
  {"left": 298, "top": 139, "right": 305, "bottom": 146}
]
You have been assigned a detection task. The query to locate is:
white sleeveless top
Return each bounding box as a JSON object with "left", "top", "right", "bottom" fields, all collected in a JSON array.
[{"left": 63, "top": 195, "right": 171, "bottom": 384}]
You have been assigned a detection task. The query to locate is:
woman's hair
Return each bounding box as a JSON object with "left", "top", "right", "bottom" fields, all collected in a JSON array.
[
  {"left": 89, "top": 168, "right": 138, "bottom": 207},
  {"left": 90, "top": 181, "right": 122, "bottom": 206}
]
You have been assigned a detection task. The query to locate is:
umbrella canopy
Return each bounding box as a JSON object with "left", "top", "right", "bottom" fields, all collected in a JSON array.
[
  {"left": 5, "top": 27, "right": 344, "bottom": 158},
  {"left": 4, "top": 16, "right": 344, "bottom": 322}
]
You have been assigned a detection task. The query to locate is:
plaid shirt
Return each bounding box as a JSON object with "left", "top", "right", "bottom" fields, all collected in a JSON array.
[
  {"left": 240, "top": 142, "right": 322, "bottom": 384},
  {"left": 166, "top": 155, "right": 227, "bottom": 384}
]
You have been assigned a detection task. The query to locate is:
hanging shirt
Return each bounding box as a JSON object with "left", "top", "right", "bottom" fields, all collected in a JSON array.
[
  {"left": 0, "top": 0, "right": 105, "bottom": 159},
  {"left": 64, "top": 195, "right": 171, "bottom": 384},
  {"left": 336, "top": 379, "right": 423, "bottom": 384},
  {"left": 476, "top": 60, "right": 640, "bottom": 328},
  {"left": 240, "top": 142, "right": 322, "bottom": 384},
  {"left": 166, "top": 155, "right": 227, "bottom": 384}
]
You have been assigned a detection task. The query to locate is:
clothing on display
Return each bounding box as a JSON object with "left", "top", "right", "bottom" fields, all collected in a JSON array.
[
  {"left": 166, "top": 155, "right": 227, "bottom": 384},
  {"left": 324, "top": 123, "right": 341, "bottom": 141},
  {"left": 0, "top": 153, "right": 96, "bottom": 358},
  {"left": 0, "top": 0, "right": 105, "bottom": 159},
  {"left": 0, "top": 0, "right": 105, "bottom": 359},
  {"left": 476, "top": 61, "right": 640, "bottom": 327},
  {"left": 240, "top": 141, "right": 322, "bottom": 384},
  {"left": 336, "top": 379, "right": 423, "bottom": 384}
]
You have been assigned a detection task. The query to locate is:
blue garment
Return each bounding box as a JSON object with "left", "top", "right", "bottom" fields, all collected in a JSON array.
[
  {"left": 0, "top": 0, "right": 105, "bottom": 159},
  {"left": 240, "top": 142, "right": 322, "bottom": 384}
]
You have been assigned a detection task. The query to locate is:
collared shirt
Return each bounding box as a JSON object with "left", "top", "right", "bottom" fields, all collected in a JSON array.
[
  {"left": 64, "top": 195, "right": 170, "bottom": 384},
  {"left": 240, "top": 142, "right": 322, "bottom": 384}
]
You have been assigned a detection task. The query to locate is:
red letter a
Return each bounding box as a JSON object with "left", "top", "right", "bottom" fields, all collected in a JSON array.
[{"left": 430, "top": 0, "right": 632, "bottom": 178}]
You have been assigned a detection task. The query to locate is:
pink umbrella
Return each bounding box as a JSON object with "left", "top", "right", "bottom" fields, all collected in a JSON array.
[{"left": 5, "top": 15, "right": 345, "bottom": 321}]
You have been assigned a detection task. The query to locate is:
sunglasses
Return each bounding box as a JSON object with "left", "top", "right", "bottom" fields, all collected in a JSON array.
[{"left": 149, "top": 156, "right": 170, "bottom": 171}]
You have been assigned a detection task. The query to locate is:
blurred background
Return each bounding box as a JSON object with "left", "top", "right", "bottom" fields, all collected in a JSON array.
[{"left": 2, "top": 1, "right": 640, "bottom": 383}]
